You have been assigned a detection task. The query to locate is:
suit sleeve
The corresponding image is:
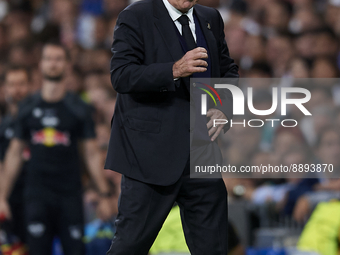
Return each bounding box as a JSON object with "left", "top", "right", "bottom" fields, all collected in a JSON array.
[
  {"left": 110, "top": 10, "right": 176, "bottom": 94},
  {"left": 214, "top": 8, "right": 239, "bottom": 133}
]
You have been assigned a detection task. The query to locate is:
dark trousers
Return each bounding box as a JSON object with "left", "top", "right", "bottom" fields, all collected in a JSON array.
[
  {"left": 9, "top": 197, "right": 26, "bottom": 243},
  {"left": 107, "top": 160, "right": 228, "bottom": 255},
  {"left": 25, "top": 192, "right": 84, "bottom": 255}
]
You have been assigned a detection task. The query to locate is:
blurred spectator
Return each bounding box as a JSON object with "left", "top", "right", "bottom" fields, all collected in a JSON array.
[
  {"left": 286, "top": 57, "right": 310, "bottom": 78},
  {"left": 265, "top": 33, "right": 295, "bottom": 77},
  {"left": 311, "top": 57, "right": 339, "bottom": 78},
  {"left": 0, "top": 42, "right": 114, "bottom": 254},
  {"left": 0, "top": 65, "right": 31, "bottom": 246},
  {"left": 300, "top": 105, "right": 335, "bottom": 146},
  {"left": 297, "top": 200, "right": 340, "bottom": 255},
  {"left": 293, "top": 126, "right": 340, "bottom": 222},
  {"left": 263, "top": 0, "right": 292, "bottom": 32}
]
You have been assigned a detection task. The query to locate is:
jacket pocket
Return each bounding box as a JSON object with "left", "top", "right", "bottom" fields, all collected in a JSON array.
[{"left": 124, "top": 117, "right": 161, "bottom": 134}]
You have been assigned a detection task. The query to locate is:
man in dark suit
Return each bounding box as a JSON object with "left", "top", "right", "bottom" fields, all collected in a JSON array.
[{"left": 105, "top": 0, "right": 239, "bottom": 254}]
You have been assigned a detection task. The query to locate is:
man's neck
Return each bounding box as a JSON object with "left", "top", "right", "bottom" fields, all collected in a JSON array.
[{"left": 41, "top": 80, "right": 66, "bottom": 103}]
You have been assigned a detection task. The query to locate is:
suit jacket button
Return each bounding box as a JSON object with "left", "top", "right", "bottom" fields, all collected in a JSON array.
[{"left": 160, "top": 87, "right": 168, "bottom": 92}]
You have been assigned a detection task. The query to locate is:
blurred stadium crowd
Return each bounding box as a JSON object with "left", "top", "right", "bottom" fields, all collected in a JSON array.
[{"left": 0, "top": 0, "right": 340, "bottom": 254}]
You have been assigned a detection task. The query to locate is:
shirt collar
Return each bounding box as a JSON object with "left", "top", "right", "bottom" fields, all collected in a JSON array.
[{"left": 162, "top": 0, "right": 194, "bottom": 24}]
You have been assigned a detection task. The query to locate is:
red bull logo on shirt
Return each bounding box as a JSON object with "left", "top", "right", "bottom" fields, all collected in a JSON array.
[{"left": 31, "top": 128, "right": 71, "bottom": 147}]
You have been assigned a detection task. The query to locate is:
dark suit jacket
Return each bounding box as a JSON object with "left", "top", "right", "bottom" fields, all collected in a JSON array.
[{"left": 104, "top": 0, "right": 239, "bottom": 186}]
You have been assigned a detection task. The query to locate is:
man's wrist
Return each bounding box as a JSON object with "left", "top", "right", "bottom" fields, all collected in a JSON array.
[{"left": 172, "top": 61, "right": 181, "bottom": 79}]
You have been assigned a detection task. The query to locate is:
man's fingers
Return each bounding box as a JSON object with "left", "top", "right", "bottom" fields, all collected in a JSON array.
[
  {"left": 193, "top": 47, "right": 207, "bottom": 53},
  {"left": 193, "top": 59, "right": 208, "bottom": 67},
  {"left": 206, "top": 109, "right": 214, "bottom": 117},
  {"left": 208, "top": 126, "right": 217, "bottom": 137},
  {"left": 179, "top": 48, "right": 208, "bottom": 77},
  {"left": 200, "top": 52, "right": 208, "bottom": 59},
  {"left": 189, "top": 48, "right": 208, "bottom": 59},
  {"left": 210, "top": 125, "right": 223, "bottom": 141},
  {"left": 207, "top": 118, "right": 213, "bottom": 129},
  {"left": 190, "top": 67, "right": 207, "bottom": 73},
  {"left": 191, "top": 52, "right": 208, "bottom": 59},
  {"left": 206, "top": 108, "right": 226, "bottom": 140}
]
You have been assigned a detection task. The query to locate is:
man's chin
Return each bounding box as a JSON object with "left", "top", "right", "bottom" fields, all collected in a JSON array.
[{"left": 181, "top": 0, "right": 197, "bottom": 11}]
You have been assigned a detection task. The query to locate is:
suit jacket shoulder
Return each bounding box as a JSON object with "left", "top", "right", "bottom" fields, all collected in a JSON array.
[
  {"left": 122, "top": 0, "right": 153, "bottom": 18},
  {"left": 194, "top": 4, "right": 224, "bottom": 34},
  {"left": 194, "top": 4, "right": 219, "bottom": 16}
]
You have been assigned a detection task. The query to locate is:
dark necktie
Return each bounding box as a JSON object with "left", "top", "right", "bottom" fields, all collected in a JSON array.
[{"left": 177, "top": 15, "right": 196, "bottom": 51}]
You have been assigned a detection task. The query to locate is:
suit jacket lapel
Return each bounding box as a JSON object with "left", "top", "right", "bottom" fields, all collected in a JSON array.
[
  {"left": 153, "top": 0, "right": 183, "bottom": 62},
  {"left": 153, "top": 0, "right": 194, "bottom": 94},
  {"left": 152, "top": 1, "right": 219, "bottom": 77},
  {"left": 193, "top": 6, "right": 219, "bottom": 77}
]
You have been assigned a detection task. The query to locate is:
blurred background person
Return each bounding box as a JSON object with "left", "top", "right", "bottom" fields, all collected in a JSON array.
[
  {"left": 0, "top": 42, "right": 113, "bottom": 255},
  {"left": 0, "top": 65, "right": 31, "bottom": 251}
]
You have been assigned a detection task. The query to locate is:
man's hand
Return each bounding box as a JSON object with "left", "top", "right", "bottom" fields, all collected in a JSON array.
[
  {"left": 173, "top": 47, "right": 208, "bottom": 78},
  {"left": 206, "top": 108, "right": 227, "bottom": 141},
  {"left": 0, "top": 199, "right": 11, "bottom": 220},
  {"left": 97, "top": 197, "right": 113, "bottom": 221}
]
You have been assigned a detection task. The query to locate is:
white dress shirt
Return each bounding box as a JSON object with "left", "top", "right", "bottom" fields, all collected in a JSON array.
[{"left": 162, "top": 0, "right": 196, "bottom": 42}]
